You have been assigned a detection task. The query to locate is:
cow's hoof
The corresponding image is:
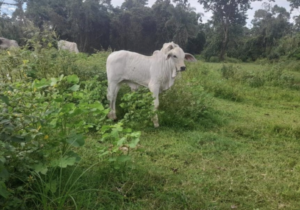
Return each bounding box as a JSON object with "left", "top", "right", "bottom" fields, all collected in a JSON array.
[{"left": 107, "top": 112, "right": 117, "bottom": 120}]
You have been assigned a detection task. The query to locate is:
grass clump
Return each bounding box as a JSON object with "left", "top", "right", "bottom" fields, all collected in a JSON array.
[{"left": 159, "top": 63, "right": 222, "bottom": 129}]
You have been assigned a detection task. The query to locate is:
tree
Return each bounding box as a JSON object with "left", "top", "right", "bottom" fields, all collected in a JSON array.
[
  {"left": 198, "top": 0, "right": 274, "bottom": 61},
  {"left": 167, "top": 3, "right": 199, "bottom": 49},
  {"left": 152, "top": 0, "right": 175, "bottom": 48},
  {"left": 77, "top": 0, "right": 111, "bottom": 52},
  {"left": 110, "top": 0, "right": 157, "bottom": 54},
  {"left": 152, "top": 0, "right": 200, "bottom": 50},
  {"left": 121, "top": 0, "right": 148, "bottom": 10},
  {"left": 26, "top": 0, "right": 111, "bottom": 52},
  {"left": 293, "top": 15, "right": 300, "bottom": 32},
  {"left": 287, "top": 0, "right": 300, "bottom": 10},
  {"left": 0, "top": 0, "right": 29, "bottom": 44},
  {"left": 239, "top": 4, "right": 291, "bottom": 60},
  {"left": 186, "top": 26, "right": 206, "bottom": 54}
]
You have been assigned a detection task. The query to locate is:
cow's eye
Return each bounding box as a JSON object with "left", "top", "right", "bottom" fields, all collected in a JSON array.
[{"left": 173, "top": 55, "right": 177, "bottom": 58}]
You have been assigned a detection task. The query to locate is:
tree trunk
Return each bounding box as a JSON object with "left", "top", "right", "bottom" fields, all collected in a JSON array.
[{"left": 219, "top": 21, "right": 228, "bottom": 61}]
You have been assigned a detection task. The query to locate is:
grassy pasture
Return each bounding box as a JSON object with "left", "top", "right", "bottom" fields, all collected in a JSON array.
[
  {"left": 1, "top": 49, "right": 300, "bottom": 209},
  {"left": 74, "top": 59, "right": 300, "bottom": 209}
]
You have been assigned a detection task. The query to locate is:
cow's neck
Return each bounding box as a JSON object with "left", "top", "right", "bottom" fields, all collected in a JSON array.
[{"left": 160, "top": 59, "right": 176, "bottom": 91}]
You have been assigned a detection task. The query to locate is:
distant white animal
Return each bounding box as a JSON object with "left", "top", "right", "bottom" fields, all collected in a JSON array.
[
  {"left": 0, "top": 37, "right": 19, "bottom": 49},
  {"left": 57, "top": 40, "right": 79, "bottom": 53},
  {"left": 106, "top": 42, "right": 197, "bottom": 127}
]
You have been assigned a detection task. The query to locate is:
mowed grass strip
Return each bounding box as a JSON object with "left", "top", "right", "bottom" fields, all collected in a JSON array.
[{"left": 139, "top": 129, "right": 300, "bottom": 209}]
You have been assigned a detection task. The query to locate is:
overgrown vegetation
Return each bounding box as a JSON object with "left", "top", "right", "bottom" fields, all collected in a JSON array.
[
  {"left": 0, "top": 48, "right": 142, "bottom": 209},
  {"left": 1, "top": 45, "right": 300, "bottom": 209},
  {"left": 1, "top": 0, "right": 300, "bottom": 209}
]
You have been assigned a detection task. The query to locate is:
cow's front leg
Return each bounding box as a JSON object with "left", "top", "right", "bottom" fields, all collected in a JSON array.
[
  {"left": 107, "top": 82, "right": 120, "bottom": 120},
  {"left": 149, "top": 84, "right": 160, "bottom": 128}
]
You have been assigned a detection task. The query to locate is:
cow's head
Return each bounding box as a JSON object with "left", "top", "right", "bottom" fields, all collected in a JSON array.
[{"left": 166, "top": 47, "right": 197, "bottom": 72}]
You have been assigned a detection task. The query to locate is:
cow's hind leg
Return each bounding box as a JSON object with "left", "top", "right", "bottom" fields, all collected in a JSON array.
[
  {"left": 149, "top": 84, "right": 160, "bottom": 128},
  {"left": 107, "top": 82, "right": 120, "bottom": 120}
]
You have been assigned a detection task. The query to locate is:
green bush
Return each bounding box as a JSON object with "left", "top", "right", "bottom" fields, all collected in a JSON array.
[
  {"left": 220, "top": 64, "right": 238, "bottom": 79},
  {"left": 268, "top": 52, "right": 280, "bottom": 61},
  {"left": 0, "top": 75, "right": 104, "bottom": 206},
  {"left": 209, "top": 56, "right": 219, "bottom": 63},
  {"left": 0, "top": 74, "right": 141, "bottom": 209},
  {"left": 288, "top": 48, "right": 300, "bottom": 60},
  {"left": 211, "top": 81, "right": 243, "bottom": 102},
  {"left": 284, "top": 61, "right": 300, "bottom": 72},
  {"left": 247, "top": 75, "right": 265, "bottom": 88},
  {"left": 224, "top": 57, "right": 241, "bottom": 63},
  {"left": 0, "top": 48, "right": 109, "bottom": 83},
  {"left": 120, "top": 87, "right": 156, "bottom": 129}
]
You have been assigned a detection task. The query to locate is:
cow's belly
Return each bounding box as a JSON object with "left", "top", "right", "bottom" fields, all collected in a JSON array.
[{"left": 122, "top": 65, "right": 151, "bottom": 87}]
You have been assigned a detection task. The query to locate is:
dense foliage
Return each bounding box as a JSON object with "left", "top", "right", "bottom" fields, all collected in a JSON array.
[
  {"left": 2, "top": 0, "right": 300, "bottom": 60},
  {"left": 0, "top": 48, "right": 146, "bottom": 209}
]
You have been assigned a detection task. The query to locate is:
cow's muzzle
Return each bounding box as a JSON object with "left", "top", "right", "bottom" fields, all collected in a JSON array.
[{"left": 180, "top": 66, "right": 186, "bottom": 71}]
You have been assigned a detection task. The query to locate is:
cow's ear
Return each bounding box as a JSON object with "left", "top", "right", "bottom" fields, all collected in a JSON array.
[
  {"left": 185, "top": 53, "right": 197, "bottom": 62},
  {"left": 167, "top": 52, "right": 173, "bottom": 60},
  {"left": 166, "top": 45, "right": 174, "bottom": 52}
]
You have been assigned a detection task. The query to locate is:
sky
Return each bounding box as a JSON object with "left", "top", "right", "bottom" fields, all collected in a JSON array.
[
  {"left": 0, "top": 0, "right": 16, "bottom": 15},
  {"left": 1, "top": 0, "right": 299, "bottom": 27}
]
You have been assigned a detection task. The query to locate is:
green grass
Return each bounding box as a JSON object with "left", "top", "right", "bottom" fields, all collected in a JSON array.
[
  {"left": 2, "top": 49, "right": 300, "bottom": 209},
  {"left": 73, "top": 60, "right": 300, "bottom": 209}
]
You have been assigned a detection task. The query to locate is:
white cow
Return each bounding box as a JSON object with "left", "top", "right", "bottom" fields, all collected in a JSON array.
[
  {"left": 0, "top": 37, "right": 19, "bottom": 49},
  {"left": 160, "top": 41, "right": 179, "bottom": 54},
  {"left": 106, "top": 42, "right": 197, "bottom": 127},
  {"left": 57, "top": 40, "right": 79, "bottom": 53}
]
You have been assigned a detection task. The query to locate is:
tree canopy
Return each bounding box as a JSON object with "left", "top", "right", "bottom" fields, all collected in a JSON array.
[{"left": 0, "top": 0, "right": 299, "bottom": 61}]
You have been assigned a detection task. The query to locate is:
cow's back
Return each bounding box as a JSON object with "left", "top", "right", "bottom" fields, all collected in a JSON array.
[
  {"left": 58, "top": 40, "right": 79, "bottom": 53},
  {"left": 106, "top": 50, "right": 152, "bottom": 86},
  {"left": 72, "top": 43, "right": 79, "bottom": 53},
  {"left": 0, "top": 37, "right": 19, "bottom": 49}
]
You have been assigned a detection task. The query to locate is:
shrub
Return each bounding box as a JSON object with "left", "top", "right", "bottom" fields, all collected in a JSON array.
[
  {"left": 211, "top": 82, "right": 243, "bottom": 102},
  {"left": 247, "top": 75, "right": 265, "bottom": 88},
  {"left": 209, "top": 56, "right": 219, "bottom": 63},
  {"left": 288, "top": 48, "right": 300, "bottom": 60},
  {"left": 268, "top": 52, "right": 280, "bottom": 61},
  {"left": 264, "top": 64, "right": 284, "bottom": 85},
  {"left": 0, "top": 47, "right": 109, "bottom": 83},
  {"left": 284, "top": 61, "right": 300, "bottom": 72},
  {"left": 220, "top": 64, "right": 238, "bottom": 79},
  {"left": 0, "top": 74, "right": 139, "bottom": 209},
  {"left": 224, "top": 57, "right": 241, "bottom": 63},
  {"left": 120, "top": 87, "right": 156, "bottom": 129}
]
